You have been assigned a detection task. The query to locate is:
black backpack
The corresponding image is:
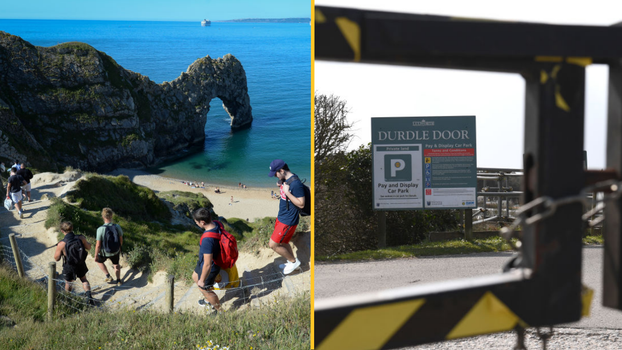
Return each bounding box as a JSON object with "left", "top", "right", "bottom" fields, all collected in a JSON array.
[
  {"left": 64, "top": 234, "right": 88, "bottom": 265},
  {"left": 285, "top": 175, "right": 311, "bottom": 217},
  {"left": 102, "top": 224, "right": 121, "bottom": 254}
]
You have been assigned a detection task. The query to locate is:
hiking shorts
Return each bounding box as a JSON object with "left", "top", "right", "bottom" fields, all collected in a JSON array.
[
  {"left": 195, "top": 262, "right": 221, "bottom": 289},
  {"left": 21, "top": 183, "right": 31, "bottom": 192},
  {"left": 62, "top": 262, "right": 88, "bottom": 281},
  {"left": 95, "top": 252, "right": 120, "bottom": 265},
  {"left": 9, "top": 191, "right": 22, "bottom": 204},
  {"left": 271, "top": 218, "right": 297, "bottom": 244}
]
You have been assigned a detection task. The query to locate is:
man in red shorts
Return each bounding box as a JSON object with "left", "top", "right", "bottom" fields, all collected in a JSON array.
[{"left": 268, "top": 159, "right": 304, "bottom": 274}]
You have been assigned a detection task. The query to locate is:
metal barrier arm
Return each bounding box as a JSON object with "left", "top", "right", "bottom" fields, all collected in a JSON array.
[
  {"left": 312, "top": 6, "right": 622, "bottom": 349},
  {"left": 315, "top": 6, "right": 622, "bottom": 68},
  {"left": 315, "top": 270, "right": 540, "bottom": 350}
]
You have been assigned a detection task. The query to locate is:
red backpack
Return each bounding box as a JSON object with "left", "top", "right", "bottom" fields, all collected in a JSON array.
[{"left": 200, "top": 220, "right": 238, "bottom": 269}]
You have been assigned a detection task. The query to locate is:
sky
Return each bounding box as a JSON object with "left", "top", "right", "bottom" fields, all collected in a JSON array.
[
  {"left": 315, "top": 0, "right": 622, "bottom": 169},
  {"left": 1, "top": 0, "right": 310, "bottom": 21}
]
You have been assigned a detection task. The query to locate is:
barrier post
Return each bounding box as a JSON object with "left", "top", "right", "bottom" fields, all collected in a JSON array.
[
  {"left": 9, "top": 234, "right": 25, "bottom": 278},
  {"left": 166, "top": 275, "right": 174, "bottom": 313},
  {"left": 48, "top": 262, "right": 56, "bottom": 321},
  {"left": 377, "top": 211, "right": 386, "bottom": 249}
]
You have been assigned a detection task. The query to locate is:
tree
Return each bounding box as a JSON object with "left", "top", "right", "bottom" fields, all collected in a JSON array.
[{"left": 314, "top": 93, "right": 354, "bottom": 164}]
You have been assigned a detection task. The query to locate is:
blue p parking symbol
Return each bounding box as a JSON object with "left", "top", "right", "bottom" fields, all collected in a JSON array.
[{"left": 384, "top": 154, "right": 412, "bottom": 182}]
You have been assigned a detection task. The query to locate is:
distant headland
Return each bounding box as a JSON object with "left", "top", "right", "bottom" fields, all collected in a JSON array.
[{"left": 217, "top": 18, "right": 310, "bottom": 23}]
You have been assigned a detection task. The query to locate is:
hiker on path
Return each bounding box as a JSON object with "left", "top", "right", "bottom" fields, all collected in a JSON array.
[
  {"left": 94, "top": 207, "right": 123, "bottom": 286},
  {"left": 16, "top": 164, "right": 34, "bottom": 202},
  {"left": 6, "top": 167, "right": 26, "bottom": 218},
  {"left": 53, "top": 221, "right": 94, "bottom": 305},
  {"left": 192, "top": 207, "right": 222, "bottom": 313},
  {"left": 268, "top": 159, "right": 304, "bottom": 275}
]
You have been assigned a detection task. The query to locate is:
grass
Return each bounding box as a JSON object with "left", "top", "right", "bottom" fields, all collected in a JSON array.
[
  {"left": 66, "top": 175, "right": 171, "bottom": 222},
  {"left": 0, "top": 266, "right": 310, "bottom": 350},
  {"left": 316, "top": 234, "right": 605, "bottom": 262},
  {"left": 158, "top": 190, "right": 214, "bottom": 219},
  {"left": 0, "top": 264, "right": 82, "bottom": 324},
  {"left": 583, "top": 234, "right": 604, "bottom": 245}
]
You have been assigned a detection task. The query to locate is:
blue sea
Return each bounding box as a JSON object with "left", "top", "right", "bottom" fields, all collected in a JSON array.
[{"left": 0, "top": 19, "right": 311, "bottom": 188}]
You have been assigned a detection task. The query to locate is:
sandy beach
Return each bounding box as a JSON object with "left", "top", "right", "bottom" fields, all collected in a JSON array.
[{"left": 108, "top": 168, "right": 281, "bottom": 222}]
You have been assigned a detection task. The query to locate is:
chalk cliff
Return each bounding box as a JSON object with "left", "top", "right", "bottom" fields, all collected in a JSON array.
[{"left": 0, "top": 32, "right": 253, "bottom": 171}]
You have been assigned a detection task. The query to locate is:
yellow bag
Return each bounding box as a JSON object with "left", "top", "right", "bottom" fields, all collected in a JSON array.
[{"left": 214, "top": 264, "right": 240, "bottom": 290}]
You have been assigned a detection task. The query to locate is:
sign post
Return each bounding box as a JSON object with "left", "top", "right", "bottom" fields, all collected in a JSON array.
[{"left": 372, "top": 116, "right": 477, "bottom": 211}]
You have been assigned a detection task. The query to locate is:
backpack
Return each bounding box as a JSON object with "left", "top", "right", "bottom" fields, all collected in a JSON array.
[
  {"left": 102, "top": 224, "right": 121, "bottom": 254},
  {"left": 64, "top": 234, "right": 88, "bottom": 265},
  {"left": 285, "top": 175, "right": 311, "bottom": 217},
  {"left": 200, "top": 220, "right": 238, "bottom": 269}
]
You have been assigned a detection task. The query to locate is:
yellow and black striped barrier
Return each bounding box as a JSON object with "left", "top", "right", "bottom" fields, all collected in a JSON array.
[{"left": 315, "top": 270, "right": 593, "bottom": 349}]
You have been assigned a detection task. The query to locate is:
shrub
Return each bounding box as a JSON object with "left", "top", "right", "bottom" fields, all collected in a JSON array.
[
  {"left": 126, "top": 245, "right": 153, "bottom": 272},
  {"left": 66, "top": 175, "right": 171, "bottom": 222},
  {"left": 158, "top": 190, "right": 215, "bottom": 219}
]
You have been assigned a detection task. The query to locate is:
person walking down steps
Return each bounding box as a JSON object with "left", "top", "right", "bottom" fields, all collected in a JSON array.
[
  {"left": 95, "top": 208, "right": 123, "bottom": 286},
  {"left": 53, "top": 221, "right": 95, "bottom": 306}
]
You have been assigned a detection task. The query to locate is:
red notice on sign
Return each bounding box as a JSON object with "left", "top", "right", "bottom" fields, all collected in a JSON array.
[{"left": 424, "top": 148, "right": 475, "bottom": 157}]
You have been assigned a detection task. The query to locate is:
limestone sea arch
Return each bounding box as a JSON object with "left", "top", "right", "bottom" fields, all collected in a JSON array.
[{"left": 0, "top": 32, "right": 253, "bottom": 172}]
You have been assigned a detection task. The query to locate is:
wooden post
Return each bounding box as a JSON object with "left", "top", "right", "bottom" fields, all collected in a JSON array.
[
  {"left": 9, "top": 234, "right": 25, "bottom": 278},
  {"left": 460, "top": 210, "right": 465, "bottom": 233},
  {"left": 465, "top": 209, "right": 473, "bottom": 240},
  {"left": 166, "top": 275, "right": 174, "bottom": 313},
  {"left": 377, "top": 211, "right": 386, "bottom": 249},
  {"left": 48, "top": 262, "right": 56, "bottom": 321}
]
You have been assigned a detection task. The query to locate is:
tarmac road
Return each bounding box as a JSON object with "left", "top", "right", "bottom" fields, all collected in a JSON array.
[{"left": 315, "top": 246, "right": 622, "bottom": 329}]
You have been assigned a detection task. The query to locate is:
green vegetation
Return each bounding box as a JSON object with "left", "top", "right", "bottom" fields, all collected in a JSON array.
[
  {"left": 583, "top": 234, "right": 604, "bottom": 245},
  {"left": 0, "top": 266, "right": 310, "bottom": 350},
  {"left": 316, "top": 234, "right": 605, "bottom": 262},
  {"left": 158, "top": 190, "right": 214, "bottom": 217},
  {"left": 66, "top": 175, "right": 171, "bottom": 222},
  {"left": 121, "top": 133, "right": 141, "bottom": 148},
  {"left": 0, "top": 265, "right": 83, "bottom": 325},
  {"left": 53, "top": 41, "right": 96, "bottom": 53},
  {"left": 75, "top": 112, "right": 106, "bottom": 124}
]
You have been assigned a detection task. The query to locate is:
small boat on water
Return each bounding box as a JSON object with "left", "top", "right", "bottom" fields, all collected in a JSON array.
[{"left": 201, "top": 19, "right": 211, "bottom": 26}]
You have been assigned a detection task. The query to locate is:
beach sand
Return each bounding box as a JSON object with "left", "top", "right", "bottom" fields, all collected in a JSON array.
[{"left": 108, "top": 168, "right": 281, "bottom": 222}]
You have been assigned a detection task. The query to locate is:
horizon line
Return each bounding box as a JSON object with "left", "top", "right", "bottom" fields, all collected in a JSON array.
[{"left": 0, "top": 17, "right": 311, "bottom": 22}]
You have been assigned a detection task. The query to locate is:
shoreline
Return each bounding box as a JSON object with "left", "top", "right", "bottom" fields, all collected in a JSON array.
[{"left": 107, "top": 168, "right": 281, "bottom": 221}]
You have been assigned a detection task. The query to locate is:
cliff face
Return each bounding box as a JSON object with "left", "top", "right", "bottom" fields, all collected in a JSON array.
[{"left": 0, "top": 32, "right": 253, "bottom": 171}]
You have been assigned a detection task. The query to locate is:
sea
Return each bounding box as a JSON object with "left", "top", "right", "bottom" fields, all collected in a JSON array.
[{"left": 0, "top": 19, "right": 311, "bottom": 188}]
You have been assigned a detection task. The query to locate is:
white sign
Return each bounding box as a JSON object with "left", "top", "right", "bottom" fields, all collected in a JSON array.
[{"left": 373, "top": 144, "right": 423, "bottom": 209}]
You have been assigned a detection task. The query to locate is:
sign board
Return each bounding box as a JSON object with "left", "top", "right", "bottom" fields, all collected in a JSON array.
[{"left": 372, "top": 116, "right": 477, "bottom": 210}]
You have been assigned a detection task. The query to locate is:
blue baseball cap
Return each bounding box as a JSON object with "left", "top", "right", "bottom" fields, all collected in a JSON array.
[{"left": 268, "top": 159, "right": 285, "bottom": 177}]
